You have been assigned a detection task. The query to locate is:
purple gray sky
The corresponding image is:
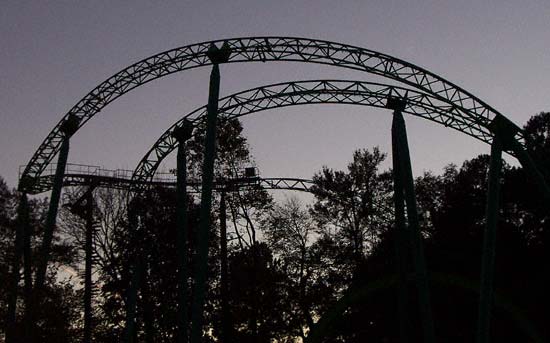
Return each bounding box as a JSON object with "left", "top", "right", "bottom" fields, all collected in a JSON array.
[{"left": 1, "top": 0, "right": 549, "bottom": 191}]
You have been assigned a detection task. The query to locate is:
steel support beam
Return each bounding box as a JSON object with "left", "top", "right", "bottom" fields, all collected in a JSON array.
[
  {"left": 27, "top": 115, "right": 79, "bottom": 342},
  {"left": 125, "top": 199, "right": 142, "bottom": 343},
  {"left": 391, "top": 127, "right": 410, "bottom": 343},
  {"left": 389, "top": 97, "right": 436, "bottom": 343},
  {"left": 476, "top": 133, "right": 502, "bottom": 343},
  {"left": 125, "top": 260, "right": 141, "bottom": 343},
  {"left": 476, "top": 115, "right": 517, "bottom": 343},
  {"left": 35, "top": 138, "right": 69, "bottom": 290},
  {"left": 219, "top": 190, "right": 231, "bottom": 343},
  {"left": 35, "top": 115, "right": 79, "bottom": 291},
  {"left": 190, "top": 43, "right": 230, "bottom": 343},
  {"left": 173, "top": 121, "right": 194, "bottom": 343}
]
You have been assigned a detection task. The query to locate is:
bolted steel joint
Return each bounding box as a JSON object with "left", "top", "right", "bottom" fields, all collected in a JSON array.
[
  {"left": 59, "top": 114, "right": 81, "bottom": 138},
  {"left": 206, "top": 42, "right": 232, "bottom": 64},
  {"left": 386, "top": 96, "right": 407, "bottom": 112},
  {"left": 171, "top": 119, "right": 194, "bottom": 143},
  {"left": 488, "top": 114, "right": 520, "bottom": 150}
]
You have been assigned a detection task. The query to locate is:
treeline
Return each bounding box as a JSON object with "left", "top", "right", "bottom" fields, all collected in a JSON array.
[{"left": 1, "top": 114, "right": 550, "bottom": 342}]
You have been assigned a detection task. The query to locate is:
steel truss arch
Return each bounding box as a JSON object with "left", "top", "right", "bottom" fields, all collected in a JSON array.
[
  {"left": 131, "top": 79, "right": 501, "bottom": 189},
  {"left": 20, "top": 36, "right": 523, "bottom": 192}
]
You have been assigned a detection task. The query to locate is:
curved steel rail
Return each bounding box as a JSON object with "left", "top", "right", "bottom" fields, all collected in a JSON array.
[
  {"left": 19, "top": 36, "right": 522, "bottom": 192},
  {"left": 131, "top": 79, "right": 501, "bottom": 189}
]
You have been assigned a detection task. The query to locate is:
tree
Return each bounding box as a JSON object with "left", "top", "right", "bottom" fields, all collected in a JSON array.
[
  {"left": 310, "top": 147, "right": 392, "bottom": 284},
  {"left": 1, "top": 176, "right": 82, "bottom": 343},
  {"left": 261, "top": 197, "right": 331, "bottom": 339},
  {"left": 227, "top": 242, "right": 292, "bottom": 343}
]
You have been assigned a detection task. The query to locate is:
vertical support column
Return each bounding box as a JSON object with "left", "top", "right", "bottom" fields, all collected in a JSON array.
[
  {"left": 388, "top": 97, "right": 436, "bottom": 343},
  {"left": 391, "top": 130, "right": 410, "bottom": 343},
  {"left": 6, "top": 194, "right": 30, "bottom": 343},
  {"left": 125, "top": 260, "right": 141, "bottom": 343},
  {"left": 476, "top": 134, "right": 502, "bottom": 343},
  {"left": 35, "top": 114, "right": 80, "bottom": 292},
  {"left": 189, "top": 42, "right": 231, "bottom": 343},
  {"left": 476, "top": 115, "right": 517, "bottom": 343},
  {"left": 173, "top": 120, "right": 194, "bottom": 343},
  {"left": 125, "top": 198, "right": 143, "bottom": 343},
  {"left": 27, "top": 114, "right": 80, "bottom": 342},
  {"left": 84, "top": 188, "right": 94, "bottom": 343},
  {"left": 219, "top": 189, "right": 231, "bottom": 343}
]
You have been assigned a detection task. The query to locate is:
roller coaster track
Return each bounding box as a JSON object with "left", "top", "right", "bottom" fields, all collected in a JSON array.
[
  {"left": 131, "top": 79, "right": 514, "bottom": 191},
  {"left": 19, "top": 36, "right": 523, "bottom": 193},
  {"left": 22, "top": 163, "right": 314, "bottom": 194}
]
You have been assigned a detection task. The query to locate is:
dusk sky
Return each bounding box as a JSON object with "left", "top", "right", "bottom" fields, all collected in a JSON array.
[{"left": 1, "top": 0, "right": 549, "bottom": 192}]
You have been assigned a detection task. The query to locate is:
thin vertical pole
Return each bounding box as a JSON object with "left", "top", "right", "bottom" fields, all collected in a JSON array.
[
  {"left": 219, "top": 190, "right": 231, "bottom": 343},
  {"left": 84, "top": 189, "right": 94, "bottom": 343},
  {"left": 189, "top": 62, "right": 222, "bottom": 343},
  {"left": 391, "top": 131, "right": 410, "bottom": 343},
  {"left": 476, "top": 135, "right": 503, "bottom": 343},
  {"left": 6, "top": 194, "right": 29, "bottom": 343},
  {"left": 174, "top": 121, "right": 193, "bottom": 343},
  {"left": 391, "top": 104, "right": 436, "bottom": 343}
]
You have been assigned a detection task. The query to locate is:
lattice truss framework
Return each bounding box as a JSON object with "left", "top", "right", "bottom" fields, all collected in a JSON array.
[
  {"left": 38, "top": 164, "right": 313, "bottom": 193},
  {"left": 132, "top": 80, "right": 499, "bottom": 189},
  {"left": 20, "top": 37, "right": 524, "bottom": 193}
]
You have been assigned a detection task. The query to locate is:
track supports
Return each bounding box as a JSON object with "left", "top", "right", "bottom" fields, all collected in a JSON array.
[
  {"left": 125, "top": 198, "right": 143, "bottom": 343},
  {"left": 65, "top": 185, "right": 97, "bottom": 343},
  {"left": 173, "top": 121, "right": 194, "bottom": 343},
  {"left": 388, "top": 97, "right": 436, "bottom": 343},
  {"left": 391, "top": 125, "right": 410, "bottom": 343},
  {"left": 219, "top": 189, "right": 231, "bottom": 343},
  {"left": 189, "top": 42, "right": 230, "bottom": 343},
  {"left": 476, "top": 115, "right": 517, "bottom": 343},
  {"left": 25, "top": 114, "right": 79, "bottom": 342},
  {"left": 34, "top": 115, "right": 80, "bottom": 291}
]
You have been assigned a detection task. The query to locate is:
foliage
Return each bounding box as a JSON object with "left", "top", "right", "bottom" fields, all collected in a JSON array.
[
  {"left": 0, "top": 177, "right": 82, "bottom": 343},
  {"left": 3, "top": 112, "right": 550, "bottom": 342}
]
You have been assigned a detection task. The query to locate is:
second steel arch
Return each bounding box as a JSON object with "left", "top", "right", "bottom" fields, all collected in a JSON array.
[{"left": 132, "top": 79, "right": 501, "bottom": 188}]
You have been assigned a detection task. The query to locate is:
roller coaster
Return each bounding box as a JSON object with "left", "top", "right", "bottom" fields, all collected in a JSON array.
[{"left": 8, "top": 36, "right": 549, "bottom": 343}]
